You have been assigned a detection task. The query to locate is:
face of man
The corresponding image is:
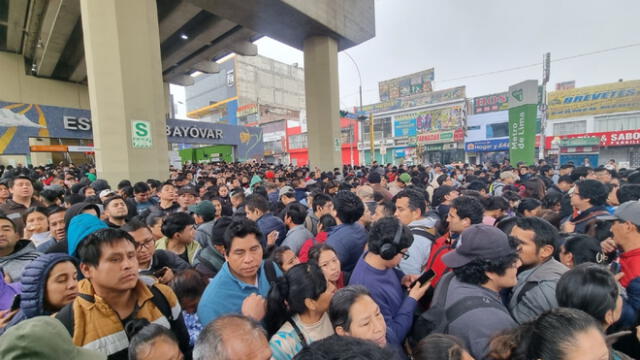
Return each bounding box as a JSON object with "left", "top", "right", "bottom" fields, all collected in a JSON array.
[
  {"left": 48, "top": 211, "right": 66, "bottom": 242},
  {"left": 394, "top": 197, "right": 420, "bottom": 225},
  {"left": 11, "top": 178, "right": 33, "bottom": 199},
  {"left": 596, "top": 170, "right": 612, "bottom": 184},
  {"left": 510, "top": 225, "right": 545, "bottom": 268},
  {"left": 444, "top": 190, "right": 460, "bottom": 204},
  {"left": 225, "top": 233, "right": 263, "bottom": 284},
  {"left": 447, "top": 207, "right": 469, "bottom": 234},
  {"left": 178, "top": 193, "right": 197, "bottom": 208},
  {"left": 570, "top": 187, "right": 590, "bottom": 211},
  {"left": 487, "top": 258, "right": 521, "bottom": 290},
  {"left": 0, "top": 219, "right": 19, "bottom": 257},
  {"left": 159, "top": 185, "right": 177, "bottom": 202},
  {"left": 129, "top": 227, "right": 156, "bottom": 268},
  {"left": 81, "top": 239, "right": 139, "bottom": 293},
  {"left": 106, "top": 199, "right": 128, "bottom": 220},
  {"left": 134, "top": 191, "right": 149, "bottom": 203},
  {"left": 316, "top": 202, "right": 334, "bottom": 217},
  {"left": 64, "top": 175, "right": 77, "bottom": 189},
  {"left": 84, "top": 187, "right": 96, "bottom": 197}
]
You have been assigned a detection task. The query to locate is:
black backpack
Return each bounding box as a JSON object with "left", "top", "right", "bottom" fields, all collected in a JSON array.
[{"left": 409, "top": 272, "right": 510, "bottom": 346}]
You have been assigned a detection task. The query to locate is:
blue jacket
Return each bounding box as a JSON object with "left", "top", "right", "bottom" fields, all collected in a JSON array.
[
  {"left": 327, "top": 223, "right": 368, "bottom": 273},
  {"left": 257, "top": 213, "right": 286, "bottom": 247},
  {"left": 197, "top": 261, "right": 282, "bottom": 327},
  {"left": 620, "top": 277, "right": 640, "bottom": 328},
  {"left": 0, "top": 253, "right": 78, "bottom": 335}
]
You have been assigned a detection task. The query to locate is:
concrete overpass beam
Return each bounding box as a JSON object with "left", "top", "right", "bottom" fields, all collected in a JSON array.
[
  {"left": 192, "top": 61, "right": 220, "bottom": 74},
  {"left": 227, "top": 40, "right": 257, "bottom": 56},
  {"left": 6, "top": 0, "right": 29, "bottom": 52},
  {"left": 37, "top": 0, "right": 81, "bottom": 77}
]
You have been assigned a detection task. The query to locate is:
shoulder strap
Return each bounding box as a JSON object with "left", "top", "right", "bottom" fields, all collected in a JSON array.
[
  {"left": 444, "top": 296, "right": 508, "bottom": 332},
  {"left": 410, "top": 226, "right": 436, "bottom": 241},
  {"left": 55, "top": 303, "right": 75, "bottom": 336},
  {"left": 515, "top": 281, "right": 538, "bottom": 305},
  {"left": 149, "top": 284, "right": 174, "bottom": 321},
  {"left": 288, "top": 319, "right": 308, "bottom": 348},
  {"left": 264, "top": 260, "right": 278, "bottom": 285},
  {"left": 573, "top": 210, "right": 610, "bottom": 225}
]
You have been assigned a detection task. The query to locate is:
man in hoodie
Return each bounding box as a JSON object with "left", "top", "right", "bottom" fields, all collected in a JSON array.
[
  {"left": 0, "top": 216, "right": 40, "bottom": 282},
  {"left": 394, "top": 189, "right": 436, "bottom": 275}
]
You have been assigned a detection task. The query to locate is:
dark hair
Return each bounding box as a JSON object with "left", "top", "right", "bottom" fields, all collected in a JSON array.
[
  {"left": 483, "top": 196, "right": 509, "bottom": 211},
  {"left": 571, "top": 166, "right": 592, "bottom": 182},
  {"left": 161, "top": 212, "right": 195, "bottom": 239},
  {"left": 329, "top": 285, "right": 371, "bottom": 331},
  {"left": 558, "top": 175, "right": 574, "bottom": 185},
  {"left": 265, "top": 263, "right": 327, "bottom": 337},
  {"left": 450, "top": 196, "right": 484, "bottom": 225},
  {"left": 22, "top": 206, "right": 50, "bottom": 224},
  {"left": 501, "top": 190, "right": 521, "bottom": 203},
  {"left": 523, "top": 178, "right": 546, "bottom": 200},
  {"left": 308, "top": 243, "right": 338, "bottom": 264},
  {"left": 375, "top": 200, "right": 396, "bottom": 218},
  {"left": 367, "top": 217, "right": 413, "bottom": 257},
  {"left": 223, "top": 218, "right": 262, "bottom": 253},
  {"left": 133, "top": 181, "right": 150, "bottom": 194},
  {"left": 496, "top": 217, "right": 518, "bottom": 235},
  {"left": 467, "top": 180, "right": 487, "bottom": 193},
  {"left": 294, "top": 334, "right": 394, "bottom": 360},
  {"left": 169, "top": 269, "right": 207, "bottom": 301},
  {"left": 318, "top": 214, "right": 337, "bottom": 232},
  {"left": 413, "top": 334, "right": 469, "bottom": 360},
  {"left": 436, "top": 174, "right": 449, "bottom": 186},
  {"left": 145, "top": 212, "right": 164, "bottom": 228},
  {"left": 312, "top": 193, "right": 333, "bottom": 213},
  {"left": 562, "top": 234, "right": 604, "bottom": 266},
  {"left": 46, "top": 205, "right": 66, "bottom": 217},
  {"left": 8, "top": 175, "right": 33, "bottom": 188},
  {"left": 516, "top": 198, "right": 542, "bottom": 216},
  {"left": 245, "top": 193, "right": 269, "bottom": 213},
  {"left": 78, "top": 228, "right": 136, "bottom": 267},
  {"left": 333, "top": 190, "right": 364, "bottom": 224},
  {"left": 514, "top": 217, "right": 560, "bottom": 255},
  {"left": 269, "top": 246, "right": 294, "bottom": 269},
  {"left": 128, "top": 324, "right": 179, "bottom": 360},
  {"left": 121, "top": 218, "right": 149, "bottom": 233},
  {"left": 574, "top": 179, "right": 608, "bottom": 206},
  {"left": 617, "top": 184, "right": 640, "bottom": 204},
  {"left": 432, "top": 185, "right": 456, "bottom": 207},
  {"left": 393, "top": 189, "right": 426, "bottom": 216},
  {"left": 158, "top": 182, "right": 175, "bottom": 193},
  {"left": 211, "top": 216, "right": 233, "bottom": 247},
  {"left": 117, "top": 180, "right": 131, "bottom": 190},
  {"left": 542, "top": 192, "right": 563, "bottom": 210},
  {"left": 284, "top": 202, "right": 308, "bottom": 225},
  {"left": 490, "top": 308, "right": 603, "bottom": 360},
  {"left": 0, "top": 215, "right": 17, "bottom": 232},
  {"left": 103, "top": 195, "right": 126, "bottom": 210}
]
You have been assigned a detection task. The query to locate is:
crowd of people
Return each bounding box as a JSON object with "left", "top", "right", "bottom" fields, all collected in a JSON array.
[{"left": 0, "top": 159, "right": 639, "bottom": 360}]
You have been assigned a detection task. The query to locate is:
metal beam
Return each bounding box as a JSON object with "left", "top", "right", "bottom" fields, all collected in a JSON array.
[
  {"left": 36, "top": 0, "right": 81, "bottom": 77},
  {"left": 158, "top": 1, "right": 202, "bottom": 43},
  {"left": 161, "top": 16, "right": 236, "bottom": 72},
  {"left": 6, "top": 0, "right": 29, "bottom": 52},
  {"left": 69, "top": 57, "right": 86, "bottom": 82},
  {"left": 22, "top": 0, "right": 48, "bottom": 60},
  {"left": 164, "top": 27, "right": 256, "bottom": 82}
]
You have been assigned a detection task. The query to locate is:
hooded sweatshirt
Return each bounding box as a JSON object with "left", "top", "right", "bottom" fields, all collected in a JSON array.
[
  {"left": 0, "top": 253, "right": 78, "bottom": 336},
  {"left": 0, "top": 240, "right": 40, "bottom": 282}
]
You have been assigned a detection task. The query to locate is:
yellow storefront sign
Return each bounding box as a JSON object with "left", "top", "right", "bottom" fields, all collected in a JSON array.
[{"left": 548, "top": 80, "right": 640, "bottom": 119}]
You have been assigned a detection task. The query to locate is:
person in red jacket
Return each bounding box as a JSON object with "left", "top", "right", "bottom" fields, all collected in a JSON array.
[{"left": 424, "top": 196, "right": 485, "bottom": 287}]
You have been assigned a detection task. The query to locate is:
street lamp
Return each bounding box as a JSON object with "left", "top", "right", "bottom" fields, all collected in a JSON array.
[{"left": 344, "top": 51, "right": 367, "bottom": 166}]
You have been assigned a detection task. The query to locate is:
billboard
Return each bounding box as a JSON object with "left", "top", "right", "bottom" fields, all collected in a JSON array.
[
  {"left": 508, "top": 80, "right": 538, "bottom": 165},
  {"left": 393, "top": 117, "right": 416, "bottom": 137},
  {"left": 473, "top": 92, "right": 509, "bottom": 114},
  {"left": 361, "top": 86, "right": 465, "bottom": 114},
  {"left": 379, "top": 68, "right": 435, "bottom": 101},
  {"left": 548, "top": 80, "right": 640, "bottom": 119}
]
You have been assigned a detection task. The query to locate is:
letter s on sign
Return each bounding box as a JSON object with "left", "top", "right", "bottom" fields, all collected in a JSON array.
[{"left": 135, "top": 122, "right": 149, "bottom": 137}]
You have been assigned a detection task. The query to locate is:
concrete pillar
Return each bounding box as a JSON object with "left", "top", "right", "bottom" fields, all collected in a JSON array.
[
  {"left": 304, "top": 36, "right": 341, "bottom": 171},
  {"left": 79, "top": 0, "right": 169, "bottom": 186}
]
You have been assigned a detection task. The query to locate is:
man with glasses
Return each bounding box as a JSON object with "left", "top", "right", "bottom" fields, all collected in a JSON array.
[
  {"left": 348, "top": 217, "right": 431, "bottom": 348},
  {"left": 563, "top": 179, "right": 609, "bottom": 234},
  {"left": 121, "top": 219, "right": 189, "bottom": 285}
]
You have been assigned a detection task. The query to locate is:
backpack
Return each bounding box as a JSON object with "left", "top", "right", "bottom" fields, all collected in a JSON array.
[
  {"left": 56, "top": 284, "right": 177, "bottom": 338},
  {"left": 409, "top": 272, "right": 509, "bottom": 346}
]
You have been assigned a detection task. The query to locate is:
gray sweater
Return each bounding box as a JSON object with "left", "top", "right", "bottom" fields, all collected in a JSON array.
[{"left": 0, "top": 240, "right": 41, "bottom": 282}]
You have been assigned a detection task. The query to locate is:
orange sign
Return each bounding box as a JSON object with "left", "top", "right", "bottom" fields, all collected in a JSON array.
[{"left": 30, "top": 145, "right": 68, "bottom": 152}]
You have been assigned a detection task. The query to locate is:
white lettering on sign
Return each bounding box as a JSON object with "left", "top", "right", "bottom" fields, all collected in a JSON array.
[
  {"left": 165, "top": 125, "right": 223, "bottom": 139},
  {"left": 63, "top": 116, "right": 92, "bottom": 131}
]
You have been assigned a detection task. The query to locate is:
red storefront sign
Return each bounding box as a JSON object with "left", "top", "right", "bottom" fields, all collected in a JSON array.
[
  {"left": 417, "top": 129, "right": 464, "bottom": 144},
  {"left": 545, "top": 129, "right": 640, "bottom": 148}
]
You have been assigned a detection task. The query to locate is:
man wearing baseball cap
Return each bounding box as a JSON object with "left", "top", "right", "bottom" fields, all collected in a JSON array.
[
  {"left": 422, "top": 224, "right": 520, "bottom": 359},
  {"left": 599, "top": 201, "right": 640, "bottom": 290}
]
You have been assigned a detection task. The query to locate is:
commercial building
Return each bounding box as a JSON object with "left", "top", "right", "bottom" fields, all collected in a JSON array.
[
  {"left": 286, "top": 117, "right": 360, "bottom": 167},
  {"left": 357, "top": 69, "right": 467, "bottom": 165}
]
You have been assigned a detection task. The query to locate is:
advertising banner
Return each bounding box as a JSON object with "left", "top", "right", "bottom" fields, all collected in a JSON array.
[
  {"left": 417, "top": 129, "right": 464, "bottom": 144},
  {"left": 546, "top": 129, "right": 640, "bottom": 148},
  {"left": 508, "top": 80, "right": 538, "bottom": 165},
  {"left": 379, "top": 68, "right": 435, "bottom": 101},
  {"left": 548, "top": 80, "right": 640, "bottom": 119},
  {"left": 361, "top": 86, "right": 465, "bottom": 114},
  {"left": 473, "top": 92, "right": 509, "bottom": 114},
  {"left": 465, "top": 139, "right": 510, "bottom": 152},
  {"left": 393, "top": 116, "right": 416, "bottom": 137}
]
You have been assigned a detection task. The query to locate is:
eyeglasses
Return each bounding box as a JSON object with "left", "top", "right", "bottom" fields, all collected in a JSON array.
[
  {"left": 400, "top": 250, "right": 410, "bottom": 260},
  {"left": 135, "top": 238, "right": 155, "bottom": 251}
]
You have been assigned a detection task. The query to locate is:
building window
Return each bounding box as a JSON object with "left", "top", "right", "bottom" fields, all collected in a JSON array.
[
  {"left": 288, "top": 133, "right": 308, "bottom": 150},
  {"left": 486, "top": 122, "right": 509, "bottom": 138},
  {"left": 264, "top": 140, "right": 284, "bottom": 153},
  {"left": 595, "top": 112, "right": 640, "bottom": 132},
  {"left": 341, "top": 126, "right": 355, "bottom": 143},
  {"left": 553, "top": 120, "right": 586, "bottom": 136},
  {"left": 361, "top": 117, "right": 392, "bottom": 140}
]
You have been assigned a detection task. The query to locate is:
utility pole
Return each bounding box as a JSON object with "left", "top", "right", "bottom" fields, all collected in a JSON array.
[
  {"left": 540, "top": 52, "right": 550, "bottom": 161},
  {"left": 369, "top": 113, "right": 375, "bottom": 164}
]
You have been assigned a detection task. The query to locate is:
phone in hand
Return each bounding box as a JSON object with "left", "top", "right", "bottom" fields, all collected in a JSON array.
[
  {"left": 154, "top": 267, "right": 168, "bottom": 278},
  {"left": 411, "top": 270, "right": 435, "bottom": 288},
  {"left": 10, "top": 294, "right": 21, "bottom": 311}
]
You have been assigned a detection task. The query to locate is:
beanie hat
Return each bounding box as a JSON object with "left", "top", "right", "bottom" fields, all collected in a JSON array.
[
  {"left": 67, "top": 214, "right": 108, "bottom": 257},
  {"left": 399, "top": 173, "right": 412, "bottom": 183}
]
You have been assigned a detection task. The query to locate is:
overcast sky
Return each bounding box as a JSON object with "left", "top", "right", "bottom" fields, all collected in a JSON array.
[{"left": 254, "top": 0, "right": 640, "bottom": 111}]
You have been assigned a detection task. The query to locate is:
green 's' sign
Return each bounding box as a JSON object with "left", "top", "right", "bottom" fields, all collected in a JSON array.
[{"left": 132, "top": 120, "right": 152, "bottom": 149}]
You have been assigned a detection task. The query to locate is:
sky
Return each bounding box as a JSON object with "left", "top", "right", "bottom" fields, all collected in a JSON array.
[
  {"left": 251, "top": 0, "right": 640, "bottom": 111},
  {"left": 172, "top": 0, "right": 640, "bottom": 116}
]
